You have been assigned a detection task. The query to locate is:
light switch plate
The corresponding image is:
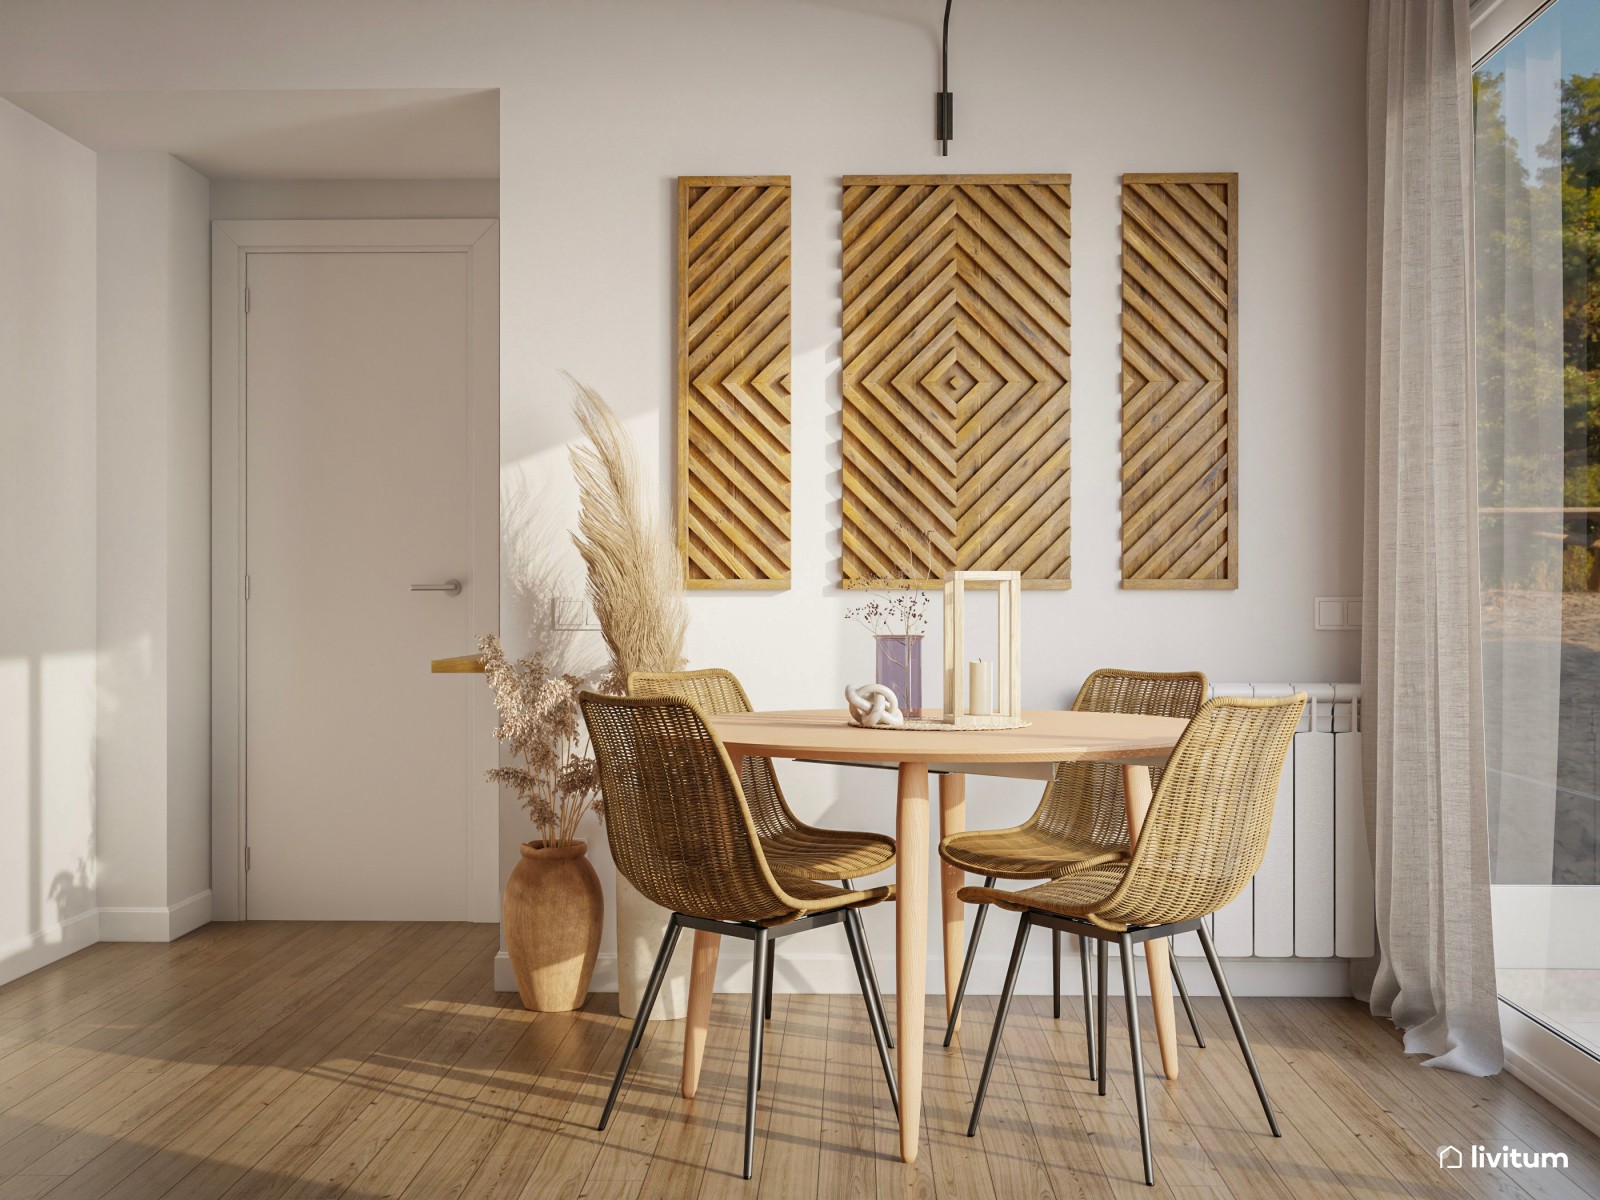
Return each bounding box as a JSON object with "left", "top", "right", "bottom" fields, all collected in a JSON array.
[
  {"left": 552, "top": 596, "right": 600, "bottom": 631},
  {"left": 1314, "top": 597, "right": 1362, "bottom": 632}
]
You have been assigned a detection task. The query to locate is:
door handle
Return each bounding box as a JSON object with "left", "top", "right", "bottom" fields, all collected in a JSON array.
[{"left": 410, "top": 579, "right": 463, "bottom": 596}]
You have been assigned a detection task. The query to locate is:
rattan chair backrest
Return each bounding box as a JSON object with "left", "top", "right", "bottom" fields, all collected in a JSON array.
[
  {"left": 580, "top": 691, "right": 801, "bottom": 925},
  {"left": 1031, "top": 669, "right": 1210, "bottom": 846},
  {"left": 627, "top": 668, "right": 797, "bottom": 845},
  {"left": 1103, "top": 693, "right": 1305, "bottom": 927}
]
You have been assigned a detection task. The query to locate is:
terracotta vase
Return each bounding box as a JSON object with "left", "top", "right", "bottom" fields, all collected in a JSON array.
[{"left": 503, "top": 839, "right": 603, "bottom": 1012}]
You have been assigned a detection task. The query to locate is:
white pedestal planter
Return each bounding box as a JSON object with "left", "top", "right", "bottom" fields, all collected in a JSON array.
[{"left": 615, "top": 873, "right": 692, "bottom": 1020}]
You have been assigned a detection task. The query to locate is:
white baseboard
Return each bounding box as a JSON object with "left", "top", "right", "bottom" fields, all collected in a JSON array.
[
  {"left": 493, "top": 949, "right": 1349, "bottom": 998},
  {"left": 0, "top": 908, "right": 101, "bottom": 988},
  {"left": 99, "top": 890, "right": 213, "bottom": 943},
  {"left": 1501, "top": 1000, "right": 1600, "bottom": 1139}
]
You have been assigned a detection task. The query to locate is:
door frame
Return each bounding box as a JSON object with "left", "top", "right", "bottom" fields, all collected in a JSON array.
[{"left": 211, "top": 218, "right": 500, "bottom": 922}]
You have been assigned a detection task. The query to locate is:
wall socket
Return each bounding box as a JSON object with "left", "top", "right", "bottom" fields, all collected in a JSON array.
[
  {"left": 552, "top": 596, "right": 600, "bottom": 631},
  {"left": 1314, "top": 597, "right": 1362, "bottom": 632}
]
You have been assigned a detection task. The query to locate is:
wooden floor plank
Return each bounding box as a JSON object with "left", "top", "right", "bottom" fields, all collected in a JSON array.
[
  {"left": 0, "top": 925, "right": 1595, "bottom": 1200},
  {"left": 117, "top": 924, "right": 483, "bottom": 1200},
  {"left": 1298, "top": 1000, "right": 1600, "bottom": 1200},
  {"left": 817, "top": 992, "right": 888, "bottom": 1200},
  {"left": 145, "top": 922, "right": 470, "bottom": 1200},
  {"left": 21, "top": 923, "right": 420, "bottom": 1198},
  {"left": 0, "top": 922, "right": 381, "bottom": 1180},
  {"left": 204, "top": 925, "right": 499, "bottom": 1200},
  {"left": 753, "top": 991, "right": 824, "bottom": 1200}
]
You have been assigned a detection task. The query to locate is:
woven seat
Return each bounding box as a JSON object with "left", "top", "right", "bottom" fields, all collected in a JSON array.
[
  {"left": 582, "top": 691, "right": 898, "bottom": 1180},
  {"left": 629, "top": 669, "right": 897, "bottom": 882},
  {"left": 939, "top": 669, "right": 1208, "bottom": 881},
  {"left": 938, "top": 827, "right": 1125, "bottom": 880},
  {"left": 938, "top": 668, "right": 1209, "bottom": 1054},
  {"left": 959, "top": 861, "right": 1126, "bottom": 916},
  {"left": 963, "top": 694, "right": 1305, "bottom": 1186}
]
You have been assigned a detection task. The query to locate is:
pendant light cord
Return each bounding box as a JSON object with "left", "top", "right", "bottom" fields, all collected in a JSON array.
[{"left": 938, "top": 0, "right": 954, "bottom": 155}]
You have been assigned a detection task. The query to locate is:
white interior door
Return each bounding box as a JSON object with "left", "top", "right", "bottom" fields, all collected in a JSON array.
[{"left": 245, "top": 248, "right": 473, "bottom": 920}]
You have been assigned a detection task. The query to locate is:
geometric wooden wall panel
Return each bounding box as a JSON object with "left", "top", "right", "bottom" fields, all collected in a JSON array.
[
  {"left": 1120, "top": 172, "right": 1238, "bottom": 589},
  {"left": 676, "top": 176, "right": 791, "bottom": 589},
  {"left": 841, "top": 174, "right": 1071, "bottom": 589}
]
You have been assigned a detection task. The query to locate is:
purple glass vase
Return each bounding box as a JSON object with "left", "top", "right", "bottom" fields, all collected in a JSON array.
[{"left": 874, "top": 634, "right": 923, "bottom": 719}]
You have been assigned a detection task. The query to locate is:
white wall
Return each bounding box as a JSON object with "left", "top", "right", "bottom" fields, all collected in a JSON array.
[
  {"left": 209, "top": 177, "right": 498, "bottom": 220},
  {"left": 0, "top": 0, "right": 1367, "bottom": 994},
  {"left": 0, "top": 98, "right": 100, "bottom": 985},
  {"left": 95, "top": 151, "right": 212, "bottom": 940}
]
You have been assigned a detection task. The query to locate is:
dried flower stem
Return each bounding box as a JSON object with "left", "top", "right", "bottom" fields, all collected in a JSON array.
[
  {"left": 568, "top": 377, "right": 687, "bottom": 689},
  {"left": 479, "top": 633, "right": 602, "bottom": 846},
  {"left": 844, "top": 525, "right": 936, "bottom": 636}
]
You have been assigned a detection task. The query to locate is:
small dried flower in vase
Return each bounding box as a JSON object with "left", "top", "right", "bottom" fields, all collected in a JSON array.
[{"left": 844, "top": 526, "right": 937, "bottom": 716}]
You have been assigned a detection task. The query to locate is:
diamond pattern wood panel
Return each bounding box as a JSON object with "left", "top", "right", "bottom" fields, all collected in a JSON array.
[
  {"left": 1120, "top": 173, "right": 1238, "bottom": 589},
  {"left": 841, "top": 176, "right": 1072, "bottom": 589},
  {"left": 677, "top": 176, "right": 791, "bottom": 589}
]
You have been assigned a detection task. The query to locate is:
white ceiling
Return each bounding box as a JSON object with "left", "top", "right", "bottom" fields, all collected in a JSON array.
[{"left": 1, "top": 89, "right": 499, "bottom": 180}]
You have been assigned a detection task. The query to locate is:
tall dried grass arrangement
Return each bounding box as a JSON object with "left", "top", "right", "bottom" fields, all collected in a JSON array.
[
  {"left": 479, "top": 633, "right": 601, "bottom": 846},
  {"left": 568, "top": 377, "right": 687, "bottom": 687}
]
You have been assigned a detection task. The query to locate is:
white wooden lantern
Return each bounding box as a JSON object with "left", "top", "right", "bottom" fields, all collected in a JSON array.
[{"left": 942, "top": 570, "right": 1022, "bottom": 727}]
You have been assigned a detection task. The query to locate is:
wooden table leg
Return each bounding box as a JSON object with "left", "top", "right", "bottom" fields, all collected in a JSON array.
[
  {"left": 939, "top": 772, "right": 966, "bottom": 1033},
  {"left": 1123, "top": 763, "right": 1180, "bottom": 1080},
  {"left": 896, "top": 762, "right": 930, "bottom": 1164},
  {"left": 684, "top": 751, "right": 740, "bottom": 1099},
  {"left": 681, "top": 931, "right": 720, "bottom": 1098}
]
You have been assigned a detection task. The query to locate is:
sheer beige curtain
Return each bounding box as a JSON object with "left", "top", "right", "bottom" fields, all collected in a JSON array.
[{"left": 1360, "top": 0, "right": 1503, "bottom": 1075}]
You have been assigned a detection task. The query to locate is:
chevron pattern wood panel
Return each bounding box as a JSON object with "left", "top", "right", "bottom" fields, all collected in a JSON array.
[
  {"left": 1120, "top": 173, "right": 1238, "bottom": 589},
  {"left": 677, "top": 176, "right": 791, "bottom": 589},
  {"left": 841, "top": 175, "right": 1071, "bottom": 589}
]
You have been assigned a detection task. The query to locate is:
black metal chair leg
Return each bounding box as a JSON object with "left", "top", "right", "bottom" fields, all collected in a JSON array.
[
  {"left": 598, "top": 915, "right": 682, "bottom": 1131},
  {"left": 744, "top": 927, "right": 770, "bottom": 1179},
  {"left": 1079, "top": 933, "right": 1097, "bottom": 1080},
  {"left": 844, "top": 881, "right": 892, "bottom": 1049},
  {"left": 1169, "top": 943, "right": 1207, "bottom": 1048},
  {"left": 844, "top": 908, "right": 900, "bottom": 1116},
  {"left": 1096, "top": 938, "right": 1110, "bottom": 1097},
  {"left": 763, "top": 939, "right": 775, "bottom": 1023},
  {"left": 1120, "top": 933, "right": 1155, "bottom": 1186},
  {"left": 1197, "top": 924, "right": 1280, "bottom": 1137},
  {"left": 943, "top": 875, "right": 996, "bottom": 1047},
  {"left": 966, "top": 913, "right": 1032, "bottom": 1136},
  {"left": 1052, "top": 930, "right": 1062, "bottom": 1019}
]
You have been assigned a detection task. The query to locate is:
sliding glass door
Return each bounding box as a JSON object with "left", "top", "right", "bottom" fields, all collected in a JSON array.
[{"left": 1477, "top": 0, "right": 1600, "bottom": 1058}]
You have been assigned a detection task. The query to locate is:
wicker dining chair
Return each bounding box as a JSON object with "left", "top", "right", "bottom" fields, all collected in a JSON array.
[
  {"left": 581, "top": 691, "right": 899, "bottom": 1181},
  {"left": 629, "top": 668, "right": 897, "bottom": 1044},
  {"left": 939, "top": 668, "right": 1209, "bottom": 1070},
  {"left": 961, "top": 693, "right": 1305, "bottom": 1187}
]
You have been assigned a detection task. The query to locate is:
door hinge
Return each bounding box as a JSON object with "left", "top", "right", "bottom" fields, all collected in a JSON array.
[
  {"left": 244, "top": 574, "right": 251, "bottom": 601},
  {"left": 244, "top": 285, "right": 251, "bottom": 314},
  {"left": 245, "top": 846, "right": 252, "bottom": 872}
]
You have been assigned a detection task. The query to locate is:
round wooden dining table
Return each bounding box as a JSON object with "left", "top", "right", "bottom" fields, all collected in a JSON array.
[{"left": 694, "top": 707, "right": 1191, "bottom": 1165}]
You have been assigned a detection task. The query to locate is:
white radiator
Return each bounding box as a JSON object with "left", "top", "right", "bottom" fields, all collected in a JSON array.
[{"left": 1173, "top": 682, "right": 1373, "bottom": 961}]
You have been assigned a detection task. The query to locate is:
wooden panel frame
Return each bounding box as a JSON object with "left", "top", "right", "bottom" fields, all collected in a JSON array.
[
  {"left": 841, "top": 174, "right": 1072, "bottom": 590},
  {"left": 1120, "top": 172, "right": 1239, "bottom": 589},
  {"left": 676, "top": 175, "right": 792, "bottom": 590}
]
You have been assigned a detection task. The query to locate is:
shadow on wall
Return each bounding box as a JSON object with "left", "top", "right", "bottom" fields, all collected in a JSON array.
[
  {"left": 0, "top": 650, "right": 97, "bottom": 974},
  {"left": 50, "top": 855, "right": 95, "bottom": 935},
  {"left": 500, "top": 470, "right": 607, "bottom": 680}
]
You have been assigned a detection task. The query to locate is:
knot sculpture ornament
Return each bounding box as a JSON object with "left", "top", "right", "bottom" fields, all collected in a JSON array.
[{"left": 845, "top": 683, "right": 905, "bottom": 729}]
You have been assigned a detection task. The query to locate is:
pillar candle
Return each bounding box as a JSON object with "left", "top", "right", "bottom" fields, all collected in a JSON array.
[{"left": 968, "top": 659, "right": 994, "bottom": 716}]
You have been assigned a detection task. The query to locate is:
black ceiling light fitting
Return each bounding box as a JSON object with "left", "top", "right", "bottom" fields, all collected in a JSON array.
[{"left": 936, "top": 0, "right": 954, "bottom": 156}]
